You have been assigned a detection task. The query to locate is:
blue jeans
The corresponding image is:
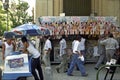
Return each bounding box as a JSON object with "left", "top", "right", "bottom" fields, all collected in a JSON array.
[
  {"left": 67, "top": 54, "right": 86, "bottom": 75},
  {"left": 81, "top": 50, "right": 86, "bottom": 57}
]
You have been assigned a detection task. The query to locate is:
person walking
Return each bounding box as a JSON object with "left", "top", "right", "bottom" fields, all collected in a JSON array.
[
  {"left": 94, "top": 35, "right": 106, "bottom": 70},
  {"left": 100, "top": 33, "right": 119, "bottom": 62},
  {"left": 67, "top": 35, "right": 88, "bottom": 77},
  {"left": 43, "top": 35, "right": 52, "bottom": 67},
  {"left": 21, "top": 36, "right": 43, "bottom": 80},
  {"left": 79, "top": 37, "right": 86, "bottom": 57},
  {"left": 42, "top": 35, "right": 53, "bottom": 80},
  {"left": 56, "top": 35, "right": 68, "bottom": 73}
]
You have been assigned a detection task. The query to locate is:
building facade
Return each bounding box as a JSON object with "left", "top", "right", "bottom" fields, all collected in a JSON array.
[{"left": 35, "top": 0, "right": 120, "bottom": 25}]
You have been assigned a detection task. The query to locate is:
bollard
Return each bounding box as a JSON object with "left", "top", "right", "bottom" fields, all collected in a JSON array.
[{"left": 44, "top": 67, "right": 53, "bottom": 80}]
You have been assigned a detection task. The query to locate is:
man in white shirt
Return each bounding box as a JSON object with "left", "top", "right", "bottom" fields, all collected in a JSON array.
[
  {"left": 35, "top": 36, "right": 41, "bottom": 52},
  {"left": 21, "top": 36, "right": 43, "bottom": 80},
  {"left": 67, "top": 35, "right": 88, "bottom": 77},
  {"left": 56, "top": 35, "right": 68, "bottom": 73},
  {"left": 79, "top": 37, "right": 86, "bottom": 57},
  {"left": 43, "top": 35, "right": 52, "bottom": 67}
]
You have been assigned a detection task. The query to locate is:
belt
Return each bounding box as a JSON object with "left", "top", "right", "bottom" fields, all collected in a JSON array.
[
  {"left": 32, "top": 56, "right": 40, "bottom": 60},
  {"left": 73, "top": 53, "right": 78, "bottom": 54},
  {"left": 44, "top": 50, "right": 48, "bottom": 51}
]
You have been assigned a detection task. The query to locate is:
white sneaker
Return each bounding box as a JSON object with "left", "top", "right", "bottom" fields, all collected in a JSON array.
[{"left": 105, "top": 62, "right": 111, "bottom": 69}]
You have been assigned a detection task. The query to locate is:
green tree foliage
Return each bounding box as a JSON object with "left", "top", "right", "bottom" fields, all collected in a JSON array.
[
  {"left": 9, "top": 0, "right": 32, "bottom": 28},
  {"left": 0, "top": 1, "right": 7, "bottom": 35},
  {"left": 0, "top": 0, "right": 33, "bottom": 35}
]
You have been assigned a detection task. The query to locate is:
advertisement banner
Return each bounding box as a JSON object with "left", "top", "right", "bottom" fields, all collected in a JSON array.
[{"left": 38, "top": 16, "right": 118, "bottom": 37}]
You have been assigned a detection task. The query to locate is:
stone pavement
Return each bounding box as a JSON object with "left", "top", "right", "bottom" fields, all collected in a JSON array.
[
  {"left": 26, "top": 64, "right": 120, "bottom": 80},
  {"left": 0, "top": 48, "right": 120, "bottom": 80}
]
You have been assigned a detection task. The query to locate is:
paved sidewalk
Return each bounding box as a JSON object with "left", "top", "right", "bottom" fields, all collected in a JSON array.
[
  {"left": 0, "top": 49, "right": 120, "bottom": 80},
  {"left": 26, "top": 64, "right": 120, "bottom": 80}
]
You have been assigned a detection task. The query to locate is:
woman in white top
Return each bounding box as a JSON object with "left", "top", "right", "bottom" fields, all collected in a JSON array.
[
  {"left": 21, "top": 36, "right": 43, "bottom": 80},
  {"left": 2, "top": 38, "right": 15, "bottom": 60}
]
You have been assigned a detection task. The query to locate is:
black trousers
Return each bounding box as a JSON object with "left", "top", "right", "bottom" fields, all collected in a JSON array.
[
  {"left": 110, "top": 54, "right": 120, "bottom": 71},
  {"left": 31, "top": 57, "right": 44, "bottom": 80},
  {"left": 104, "top": 55, "right": 120, "bottom": 80}
]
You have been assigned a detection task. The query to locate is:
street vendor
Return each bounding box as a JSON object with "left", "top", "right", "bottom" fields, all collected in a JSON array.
[
  {"left": 2, "top": 37, "right": 16, "bottom": 60},
  {"left": 21, "top": 36, "right": 44, "bottom": 80}
]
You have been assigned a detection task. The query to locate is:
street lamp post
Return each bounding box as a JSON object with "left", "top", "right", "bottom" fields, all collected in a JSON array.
[{"left": 3, "top": 0, "right": 9, "bottom": 31}]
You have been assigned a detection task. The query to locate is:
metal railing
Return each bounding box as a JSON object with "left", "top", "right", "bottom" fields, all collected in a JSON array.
[{"left": 96, "top": 64, "right": 120, "bottom": 80}]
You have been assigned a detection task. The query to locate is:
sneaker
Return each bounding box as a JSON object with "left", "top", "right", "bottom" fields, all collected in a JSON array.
[
  {"left": 94, "top": 67, "right": 99, "bottom": 70},
  {"left": 64, "top": 70, "right": 68, "bottom": 73},
  {"left": 67, "top": 74, "right": 74, "bottom": 76},
  {"left": 109, "top": 70, "right": 114, "bottom": 74},
  {"left": 82, "top": 73, "right": 88, "bottom": 77},
  {"left": 56, "top": 68, "right": 60, "bottom": 73}
]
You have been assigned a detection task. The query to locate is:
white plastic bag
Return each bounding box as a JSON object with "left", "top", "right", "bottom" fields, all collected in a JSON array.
[
  {"left": 105, "top": 62, "right": 111, "bottom": 69},
  {"left": 78, "top": 55, "right": 84, "bottom": 61},
  {"left": 110, "top": 59, "right": 117, "bottom": 65}
]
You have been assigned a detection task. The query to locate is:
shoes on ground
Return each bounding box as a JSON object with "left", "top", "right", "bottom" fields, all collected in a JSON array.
[
  {"left": 64, "top": 70, "right": 68, "bottom": 73},
  {"left": 67, "top": 74, "right": 74, "bottom": 76},
  {"left": 56, "top": 68, "right": 60, "bottom": 73},
  {"left": 94, "top": 67, "right": 99, "bottom": 70},
  {"left": 81, "top": 73, "right": 88, "bottom": 77},
  {"left": 109, "top": 70, "right": 114, "bottom": 74}
]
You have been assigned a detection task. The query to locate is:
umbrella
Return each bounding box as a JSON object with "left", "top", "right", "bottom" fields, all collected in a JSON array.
[
  {"left": 11, "top": 23, "right": 43, "bottom": 36},
  {"left": 39, "top": 27, "right": 51, "bottom": 35},
  {"left": 3, "top": 31, "right": 22, "bottom": 39}
]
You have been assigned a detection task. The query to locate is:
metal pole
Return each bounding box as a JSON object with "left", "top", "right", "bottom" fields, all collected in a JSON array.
[
  {"left": 6, "top": 10, "right": 8, "bottom": 31},
  {"left": 94, "top": 0, "right": 95, "bottom": 14},
  {"left": 3, "top": 0, "right": 9, "bottom": 31},
  {"left": 118, "top": 0, "right": 120, "bottom": 26},
  {"left": 59, "top": 0, "right": 60, "bottom": 14},
  {"left": 47, "top": 0, "right": 48, "bottom": 16}
]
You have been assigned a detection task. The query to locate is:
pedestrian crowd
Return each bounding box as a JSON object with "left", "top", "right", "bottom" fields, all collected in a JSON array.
[{"left": 1, "top": 32, "right": 120, "bottom": 80}]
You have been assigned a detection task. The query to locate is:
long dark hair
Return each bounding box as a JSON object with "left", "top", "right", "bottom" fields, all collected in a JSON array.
[{"left": 21, "top": 36, "right": 28, "bottom": 43}]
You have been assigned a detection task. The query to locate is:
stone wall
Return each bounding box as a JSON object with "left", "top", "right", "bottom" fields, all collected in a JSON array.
[{"left": 35, "top": 0, "right": 120, "bottom": 25}]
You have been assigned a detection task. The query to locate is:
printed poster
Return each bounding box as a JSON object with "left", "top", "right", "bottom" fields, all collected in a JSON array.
[{"left": 4, "top": 54, "right": 29, "bottom": 73}]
